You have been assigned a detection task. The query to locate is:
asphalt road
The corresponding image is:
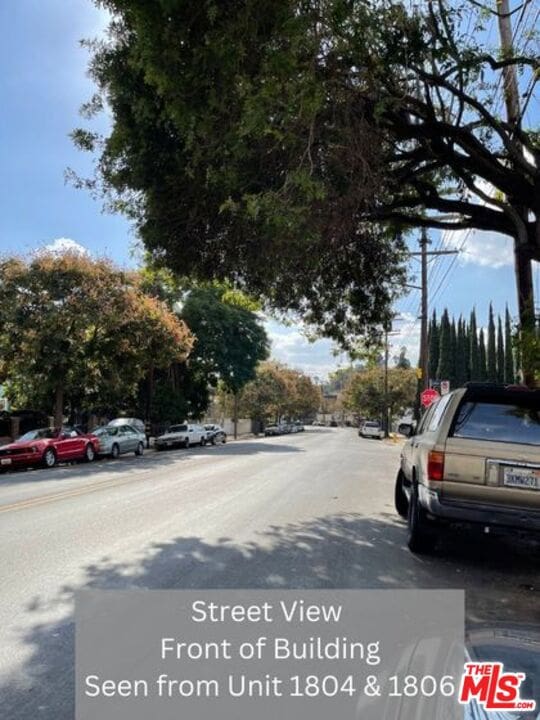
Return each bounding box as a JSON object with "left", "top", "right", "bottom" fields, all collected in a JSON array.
[{"left": 0, "top": 427, "right": 538, "bottom": 719}]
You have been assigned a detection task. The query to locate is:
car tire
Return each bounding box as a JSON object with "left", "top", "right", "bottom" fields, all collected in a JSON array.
[
  {"left": 84, "top": 443, "right": 96, "bottom": 463},
  {"left": 184, "top": 438, "right": 190, "bottom": 449},
  {"left": 42, "top": 448, "right": 57, "bottom": 469},
  {"left": 200, "top": 437, "right": 206, "bottom": 446},
  {"left": 135, "top": 442, "right": 144, "bottom": 456},
  {"left": 407, "top": 484, "right": 434, "bottom": 554},
  {"left": 394, "top": 470, "right": 409, "bottom": 519},
  {"left": 111, "top": 443, "right": 120, "bottom": 460}
]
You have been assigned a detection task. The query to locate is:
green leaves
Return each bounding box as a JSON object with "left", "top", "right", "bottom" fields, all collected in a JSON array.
[{"left": 0, "top": 252, "right": 193, "bottom": 417}]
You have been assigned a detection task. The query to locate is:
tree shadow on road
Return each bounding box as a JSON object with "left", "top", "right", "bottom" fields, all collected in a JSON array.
[{"left": 1, "top": 512, "right": 538, "bottom": 719}]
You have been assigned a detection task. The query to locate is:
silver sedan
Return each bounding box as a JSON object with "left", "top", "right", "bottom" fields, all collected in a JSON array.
[{"left": 93, "top": 424, "right": 145, "bottom": 459}]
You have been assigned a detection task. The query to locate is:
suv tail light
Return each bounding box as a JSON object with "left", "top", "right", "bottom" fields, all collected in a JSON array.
[{"left": 428, "top": 451, "right": 445, "bottom": 481}]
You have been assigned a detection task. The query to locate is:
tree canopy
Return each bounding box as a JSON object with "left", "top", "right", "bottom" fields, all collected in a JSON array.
[
  {"left": 75, "top": 0, "right": 539, "bottom": 371},
  {"left": 239, "top": 362, "right": 321, "bottom": 424},
  {"left": 181, "top": 286, "right": 269, "bottom": 395},
  {"left": 343, "top": 366, "right": 417, "bottom": 420},
  {"left": 0, "top": 251, "right": 193, "bottom": 425}
]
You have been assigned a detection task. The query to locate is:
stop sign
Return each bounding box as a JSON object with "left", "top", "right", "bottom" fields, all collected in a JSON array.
[{"left": 421, "top": 388, "right": 440, "bottom": 407}]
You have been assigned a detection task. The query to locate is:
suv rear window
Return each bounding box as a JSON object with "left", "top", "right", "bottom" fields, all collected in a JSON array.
[{"left": 451, "top": 401, "right": 540, "bottom": 445}]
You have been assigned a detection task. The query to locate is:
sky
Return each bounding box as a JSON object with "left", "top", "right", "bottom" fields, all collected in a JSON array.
[{"left": 1, "top": 0, "right": 538, "bottom": 380}]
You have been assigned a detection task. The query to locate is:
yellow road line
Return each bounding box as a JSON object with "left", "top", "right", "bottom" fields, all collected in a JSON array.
[{"left": 0, "top": 472, "right": 151, "bottom": 515}]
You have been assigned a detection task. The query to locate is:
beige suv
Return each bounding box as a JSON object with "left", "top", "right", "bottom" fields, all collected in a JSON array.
[{"left": 394, "top": 383, "right": 540, "bottom": 553}]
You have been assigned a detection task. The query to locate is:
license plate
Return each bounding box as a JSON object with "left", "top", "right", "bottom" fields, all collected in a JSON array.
[
  {"left": 503, "top": 466, "right": 540, "bottom": 490},
  {"left": 1, "top": 458, "right": 12, "bottom": 465}
]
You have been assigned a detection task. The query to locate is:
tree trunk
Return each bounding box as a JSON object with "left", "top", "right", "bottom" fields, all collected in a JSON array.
[
  {"left": 233, "top": 392, "right": 239, "bottom": 440},
  {"left": 54, "top": 385, "right": 64, "bottom": 428},
  {"left": 514, "top": 241, "right": 537, "bottom": 386},
  {"left": 146, "top": 364, "right": 155, "bottom": 420}
]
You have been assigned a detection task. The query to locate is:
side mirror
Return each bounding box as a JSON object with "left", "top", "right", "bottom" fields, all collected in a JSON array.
[{"left": 399, "top": 423, "right": 415, "bottom": 438}]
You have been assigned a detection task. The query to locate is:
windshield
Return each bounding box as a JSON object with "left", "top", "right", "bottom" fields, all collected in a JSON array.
[
  {"left": 17, "top": 428, "right": 58, "bottom": 442},
  {"left": 168, "top": 425, "right": 188, "bottom": 433},
  {"left": 365, "top": 422, "right": 380, "bottom": 428},
  {"left": 94, "top": 426, "right": 118, "bottom": 437},
  {"left": 452, "top": 401, "right": 540, "bottom": 445}
]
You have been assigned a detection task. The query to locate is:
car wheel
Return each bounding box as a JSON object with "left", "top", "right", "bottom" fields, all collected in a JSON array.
[
  {"left": 111, "top": 443, "right": 120, "bottom": 460},
  {"left": 184, "top": 438, "right": 190, "bottom": 448},
  {"left": 222, "top": 436, "right": 226, "bottom": 444},
  {"left": 394, "top": 470, "right": 409, "bottom": 519},
  {"left": 84, "top": 444, "right": 96, "bottom": 463},
  {"left": 200, "top": 437, "right": 206, "bottom": 446},
  {"left": 211, "top": 437, "right": 216, "bottom": 445},
  {"left": 42, "top": 448, "right": 57, "bottom": 468},
  {"left": 407, "top": 484, "right": 434, "bottom": 554},
  {"left": 135, "top": 442, "right": 144, "bottom": 456}
]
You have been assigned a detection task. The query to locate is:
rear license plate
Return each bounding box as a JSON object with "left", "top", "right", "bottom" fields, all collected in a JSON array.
[
  {"left": 1, "top": 458, "right": 12, "bottom": 465},
  {"left": 503, "top": 466, "right": 540, "bottom": 490}
]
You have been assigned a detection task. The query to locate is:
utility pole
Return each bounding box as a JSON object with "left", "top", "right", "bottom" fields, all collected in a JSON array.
[
  {"left": 496, "top": 0, "right": 535, "bottom": 385},
  {"left": 419, "top": 228, "right": 429, "bottom": 392},
  {"left": 410, "top": 234, "right": 458, "bottom": 415},
  {"left": 383, "top": 325, "right": 389, "bottom": 437}
]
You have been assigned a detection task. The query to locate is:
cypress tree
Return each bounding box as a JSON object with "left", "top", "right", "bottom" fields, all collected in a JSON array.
[
  {"left": 504, "top": 306, "right": 515, "bottom": 384},
  {"left": 450, "top": 318, "right": 458, "bottom": 387},
  {"left": 428, "top": 310, "right": 439, "bottom": 381},
  {"left": 455, "top": 317, "right": 468, "bottom": 387},
  {"left": 496, "top": 316, "right": 505, "bottom": 384},
  {"left": 478, "top": 328, "right": 487, "bottom": 381},
  {"left": 437, "top": 309, "right": 453, "bottom": 382},
  {"left": 487, "top": 303, "right": 497, "bottom": 382},
  {"left": 469, "top": 309, "right": 480, "bottom": 380}
]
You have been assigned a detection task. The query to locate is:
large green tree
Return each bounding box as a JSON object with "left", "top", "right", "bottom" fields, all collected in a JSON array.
[
  {"left": 487, "top": 304, "right": 497, "bottom": 383},
  {"left": 344, "top": 366, "right": 417, "bottom": 422},
  {"left": 75, "top": 0, "right": 539, "bottom": 380},
  {"left": 239, "top": 362, "right": 320, "bottom": 425},
  {"left": 181, "top": 286, "right": 269, "bottom": 436},
  {"left": 0, "top": 252, "right": 193, "bottom": 425}
]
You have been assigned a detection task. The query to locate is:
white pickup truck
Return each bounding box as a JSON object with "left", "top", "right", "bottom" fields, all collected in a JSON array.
[{"left": 359, "top": 421, "right": 385, "bottom": 440}]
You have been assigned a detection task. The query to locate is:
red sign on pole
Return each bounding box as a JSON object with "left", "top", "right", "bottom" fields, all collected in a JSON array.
[{"left": 421, "top": 388, "right": 440, "bottom": 407}]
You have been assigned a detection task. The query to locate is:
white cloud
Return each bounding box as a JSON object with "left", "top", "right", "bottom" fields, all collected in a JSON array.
[
  {"left": 39, "top": 237, "right": 90, "bottom": 257},
  {"left": 264, "top": 319, "right": 339, "bottom": 380},
  {"left": 440, "top": 177, "right": 514, "bottom": 269},
  {"left": 443, "top": 228, "right": 514, "bottom": 269},
  {"left": 390, "top": 313, "right": 421, "bottom": 366}
]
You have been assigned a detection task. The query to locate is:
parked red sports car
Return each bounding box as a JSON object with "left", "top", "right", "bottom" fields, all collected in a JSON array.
[{"left": 0, "top": 427, "right": 100, "bottom": 471}]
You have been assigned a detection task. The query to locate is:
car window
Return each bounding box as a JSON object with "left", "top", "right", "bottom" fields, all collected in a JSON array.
[
  {"left": 451, "top": 401, "right": 540, "bottom": 445},
  {"left": 18, "top": 428, "right": 57, "bottom": 442},
  {"left": 427, "top": 393, "right": 453, "bottom": 432}
]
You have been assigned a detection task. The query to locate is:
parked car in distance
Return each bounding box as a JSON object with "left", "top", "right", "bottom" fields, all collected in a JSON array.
[
  {"left": 293, "top": 422, "right": 305, "bottom": 432},
  {"left": 203, "top": 424, "right": 227, "bottom": 445},
  {"left": 108, "top": 417, "right": 145, "bottom": 435},
  {"left": 264, "top": 425, "right": 281, "bottom": 436},
  {"left": 94, "top": 424, "right": 145, "bottom": 459},
  {"left": 359, "top": 421, "right": 384, "bottom": 440},
  {"left": 394, "top": 383, "right": 540, "bottom": 554},
  {"left": 0, "top": 426, "right": 99, "bottom": 470},
  {"left": 155, "top": 423, "right": 207, "bottom": 450}
]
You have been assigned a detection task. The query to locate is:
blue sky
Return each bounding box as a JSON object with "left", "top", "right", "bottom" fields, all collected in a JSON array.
[{"left": 1, "top": 0, "right": 538, "bottom": 378}]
